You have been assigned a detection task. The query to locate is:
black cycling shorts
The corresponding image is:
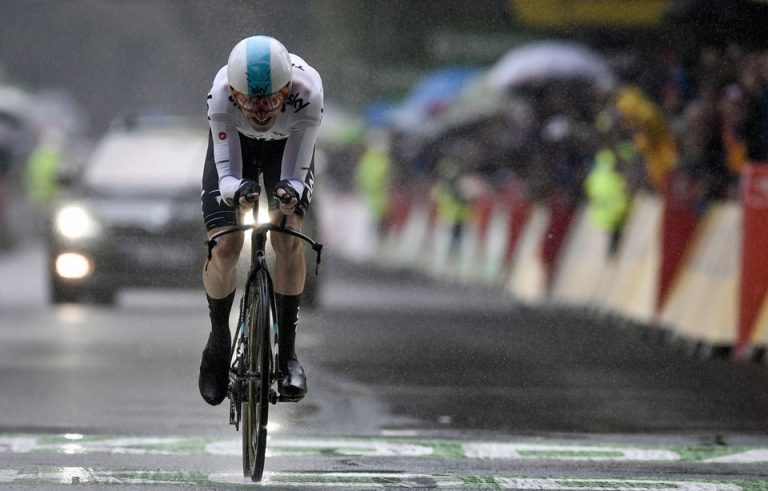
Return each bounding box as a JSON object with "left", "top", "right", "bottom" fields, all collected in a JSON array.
[{"left": 201, "top": 131, "right": 314, "bottom": 231}]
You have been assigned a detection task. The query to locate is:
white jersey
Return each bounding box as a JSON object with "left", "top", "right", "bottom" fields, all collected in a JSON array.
[{"left": 206, "top": 54, "right": 323, "bottom": 204}]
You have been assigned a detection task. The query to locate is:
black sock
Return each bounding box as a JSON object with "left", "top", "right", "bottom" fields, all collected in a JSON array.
[
  {"left": 206, "top": 290, "right": 236, "bottom": 336},
  {"left": 276, "top": 293, "right": 301, "bottom": 364}
]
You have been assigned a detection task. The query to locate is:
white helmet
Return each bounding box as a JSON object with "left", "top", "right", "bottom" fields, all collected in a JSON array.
[{"left": 227, "top": 36, "right": 292, "bottom": 98}]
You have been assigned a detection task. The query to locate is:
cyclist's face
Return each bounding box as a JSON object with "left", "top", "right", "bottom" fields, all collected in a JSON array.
[{"left": 231, "top": 83, "right": 291, "bottom": 132}]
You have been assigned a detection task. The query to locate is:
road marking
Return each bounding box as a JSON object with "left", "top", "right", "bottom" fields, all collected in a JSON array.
[
  {"left": 0, "top": 468, "right": 766, "bottom": 489},
  {"left": 2, "top": 434, "right": 768, "bottom": 463},
  {"left": 462, "top": 442, "right": 680, "bottom": 461},
  {"left": 704, "top": 450, "right": 768, "bottom": 463},
  {"left": 207, "top": 437, "right": 435, "bottom": 457}
]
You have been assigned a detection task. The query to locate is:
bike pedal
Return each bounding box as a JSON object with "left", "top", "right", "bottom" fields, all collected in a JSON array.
[
  {"left": 229, "top": 399, "right": 236, "bottom": 427},
  {"left": 232, "top": 381, "right": 242, "bottom": 402}
]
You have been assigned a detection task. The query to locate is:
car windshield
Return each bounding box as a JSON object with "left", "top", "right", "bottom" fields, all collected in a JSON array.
[{"left": 81, "top": 128, "right": 207, "bottom": 193}]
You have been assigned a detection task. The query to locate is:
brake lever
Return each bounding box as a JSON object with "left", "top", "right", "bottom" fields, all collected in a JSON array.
[
  {"left": 313, "top": 242, "right": 323, "bottom": 275},
  {"left": 274, "top": 191, "right": 294, "bottom": 205}
]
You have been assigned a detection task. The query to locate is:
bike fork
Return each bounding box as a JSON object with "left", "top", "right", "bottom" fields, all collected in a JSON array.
[{"left": 229, "top": 319, "right": 248, "bottom": 430}]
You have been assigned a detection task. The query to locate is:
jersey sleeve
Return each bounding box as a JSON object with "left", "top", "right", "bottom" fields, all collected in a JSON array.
[
  {"left": 209, "top": 114, "right": 243, "bottom": 207},
  {"left": 281, "top": 121, "right": 320, "bottom": 199},
  {"left": 207, "top": 68, "right": 244, "bottom": 207},
  {"left": 280, "top": 62, "right": 324, "bottom": 202}
]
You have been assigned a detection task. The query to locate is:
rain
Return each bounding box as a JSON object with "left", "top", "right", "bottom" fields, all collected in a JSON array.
[{"left": 1, "top": 1, "right": 768, "bottom": 488}]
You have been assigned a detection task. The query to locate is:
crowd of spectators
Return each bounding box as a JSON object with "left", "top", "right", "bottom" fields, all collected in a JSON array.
[
  {"left": 0, "top": 83, "right": 85, "bottom": 250},
  {"left": 360, "top": 41, "right": 768, "bottom": 245}
]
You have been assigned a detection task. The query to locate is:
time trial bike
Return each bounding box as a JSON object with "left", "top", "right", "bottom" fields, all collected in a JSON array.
[{"left": 206, "top": 194, "right": 322, "bottom": 482}]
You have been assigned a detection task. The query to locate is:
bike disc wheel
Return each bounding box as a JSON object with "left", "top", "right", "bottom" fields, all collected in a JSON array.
[{"left": 242, "top": 269, "right": 273, "bottom": 482}]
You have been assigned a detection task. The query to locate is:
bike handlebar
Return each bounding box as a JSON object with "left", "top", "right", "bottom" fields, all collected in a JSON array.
[{"left": 206, "top": 221, "right": 323, "bottom": 273}]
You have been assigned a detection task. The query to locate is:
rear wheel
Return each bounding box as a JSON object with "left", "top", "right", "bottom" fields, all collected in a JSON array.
[{"left": 241, "top": 269, "right": 273, "bottom": 482}]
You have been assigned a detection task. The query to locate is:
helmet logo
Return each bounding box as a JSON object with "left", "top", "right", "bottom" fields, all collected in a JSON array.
[
  {"left": 228, "top": 36, "right": 290, "bottom": 99},
  {"left": 247, "top": 68, "right": 271, "bottom": 97},
  {"left": 245, "top": 37, "right": 275, "bottom": 96}
]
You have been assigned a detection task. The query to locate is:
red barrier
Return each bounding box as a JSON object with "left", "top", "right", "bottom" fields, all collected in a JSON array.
[
  {"left": 384, "top": 188, "right": 413, "bottom": 236},
  {"left": 657, "top": 169, "right": 702, "bottom": 314},
  {"left": 499, "top": 182, "right": 532, "bottom": 265},
  {"left": 738, "top": 163, "right": 768, "bottom": 355},
  {"left": 540, "top": 194, "right": 576, "bottom": 290},
  {"left": 470, "top": 195, "right": 495, "bottom": 249}
]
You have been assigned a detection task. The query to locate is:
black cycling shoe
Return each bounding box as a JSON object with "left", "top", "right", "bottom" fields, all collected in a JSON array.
[
  {"left": 278, "top": 358, "right": 307, "bottom": 401},
  {"left": 198, "top": 331, "right": 231, "bottom": 406}
]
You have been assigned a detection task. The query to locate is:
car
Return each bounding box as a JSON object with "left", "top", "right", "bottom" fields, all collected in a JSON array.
[
  {"left": 47, "top": 116, "right": 209, "bottom": 305},
  {"left": 47, "top": 115, "right": 323, "bottom": 307}
]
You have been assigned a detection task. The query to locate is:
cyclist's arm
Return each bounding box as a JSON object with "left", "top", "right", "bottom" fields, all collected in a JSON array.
[
  {"left": 280, "top": 58, "right": 323, "bottom": 200},
  {"left": 281, "top": 121, "right": 319, "bottom": 198},
  {"left": 209, "top": 113, "right": 244, "bottom": 207}
]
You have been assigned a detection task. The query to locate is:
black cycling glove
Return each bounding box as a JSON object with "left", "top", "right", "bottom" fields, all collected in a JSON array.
[
  {"left": 273, "top": 180, "right": 300, "bottom": 205},
  {"left": 232, "top": 179, "right": 261, "bottom": 205}
]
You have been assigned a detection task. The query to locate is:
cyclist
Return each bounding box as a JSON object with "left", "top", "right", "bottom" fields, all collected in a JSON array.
[{"left": 199, "top": 35, "right": 323, "bottom": 406}]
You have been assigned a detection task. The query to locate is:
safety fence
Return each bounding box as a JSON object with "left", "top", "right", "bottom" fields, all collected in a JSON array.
[{"left": 320, "top": 163, "right": 768, "bottom": 364}]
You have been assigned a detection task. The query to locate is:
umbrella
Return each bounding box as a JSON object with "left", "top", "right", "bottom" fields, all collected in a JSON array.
[
  {"left": 361, "top": 99, "right": 397, "bottom": 129},
  {"left": 488, "top": 41, "right": 614, "bottom": 91},
  {"left": 390, "top": 66, "right": 481, "bottom": 132},
  {"left": 430, "top": 71, "right": 506, "bottom": 134}
]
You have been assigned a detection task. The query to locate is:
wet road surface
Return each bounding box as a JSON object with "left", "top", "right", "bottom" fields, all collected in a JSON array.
[{"left": 1, "top": 245, "right": 768, "bottom": 488}]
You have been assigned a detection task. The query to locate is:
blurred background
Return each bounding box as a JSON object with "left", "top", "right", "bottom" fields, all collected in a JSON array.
[
  {"left": 2, "top": 0, "right": 768, "bottom": 320},
  {"left": 3, "top": 0, "right": 768, "bottom": 462}
]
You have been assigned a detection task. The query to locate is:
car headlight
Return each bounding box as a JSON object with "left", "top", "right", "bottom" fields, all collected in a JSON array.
[
  {"left": 56, "top": 205, "right": 102, "bottom": 239},
  {"left": 55, "top": 252, "right": 93, "bottom": 279}
]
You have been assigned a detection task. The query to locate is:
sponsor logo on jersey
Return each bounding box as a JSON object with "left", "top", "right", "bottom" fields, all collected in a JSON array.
[
  {"left": 284, "top": 92, "right": 311, "bottom": 114},
  {"left": 303, "top": 167, "right": 315, "bottom": 203}
]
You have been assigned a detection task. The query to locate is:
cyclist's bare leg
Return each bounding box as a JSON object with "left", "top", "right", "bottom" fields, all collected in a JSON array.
[
  {"left": 199, "top": 226, "right": 244, "bottom": 406},
  {"left": 269, "top": 210, "right": 307, "bottom": 400},
  {"left": 269, "top": 211, "right": 305, "bottom": 295},
  {"left": 203, "top": 226, "right": 244, "bottom": 298}
]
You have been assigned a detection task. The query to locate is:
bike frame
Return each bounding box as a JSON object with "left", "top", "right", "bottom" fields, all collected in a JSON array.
[{"left": 205, "top": 200, "right": 322, "bottom": 481}]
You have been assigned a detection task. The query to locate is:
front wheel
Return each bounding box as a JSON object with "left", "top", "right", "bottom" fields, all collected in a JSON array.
[{"left": 241, "top": 268, "right": 273, "bottom": 482}]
